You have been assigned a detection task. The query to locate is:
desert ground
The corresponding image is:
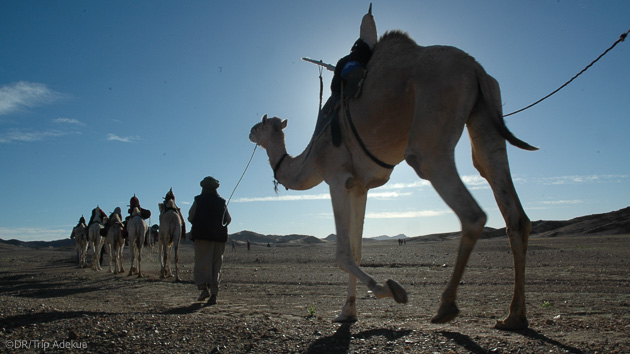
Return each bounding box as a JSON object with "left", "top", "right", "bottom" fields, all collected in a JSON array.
[{"left": 1, "top": 234, "right": 629, "bottom": 353}]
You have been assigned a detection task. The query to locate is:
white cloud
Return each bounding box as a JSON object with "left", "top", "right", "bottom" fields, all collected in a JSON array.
[
  {"left": 0, "top": 81, "right": 66, "bottom": 116},
  {"left": 366, "top": 209, "right": 452, "bottom": 219},
  {"left": 106, "top": 133, "right": 140, "bottom": 143},
  {"left": 541, "top": 200, "right": 583, "bottom": 205},
  {"left": 0, "top": 128, "right": 68, "bottom": 143},
  {"left": 234, "top": 193, "right": 331, "bottom": 203},
  {"left": 538, "top": 174, "right": 628, "bottom": 185},
  {"left": 53, "top": 117, "right": 85, "bottom": 126},
  {"left": 381, "top": 180, "right": 431, "bottom": 190}
]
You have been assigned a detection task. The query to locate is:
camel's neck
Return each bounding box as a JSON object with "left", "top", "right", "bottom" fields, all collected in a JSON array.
[{"left": 264, "top": 139, "right": 323, "bottom": 191}]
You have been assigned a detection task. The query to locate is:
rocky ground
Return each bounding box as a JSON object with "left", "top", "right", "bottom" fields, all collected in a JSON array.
[{"left": 1, "top": 234, "right": 629, "bottom": 353}]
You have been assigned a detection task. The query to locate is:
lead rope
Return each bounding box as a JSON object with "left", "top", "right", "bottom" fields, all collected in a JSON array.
[
  {"left": 222, "top": 144, "right": 258, "bottom": 226},
  {"left": 504, "top": 29, "right": 629, "bottom": 118}
]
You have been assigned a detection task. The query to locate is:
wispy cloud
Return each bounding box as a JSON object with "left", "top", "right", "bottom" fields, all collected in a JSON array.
[
  {"left": 234, "top": 191, "right": 412, "bottom": 203},
  {"left": 366, "top": 209, "right": 452, "bottom": 219},
  {"left": 537, "top": 174, "right": 628, "bottom": 185},
  {"left": 106, "top": 133, "right": 140, "bottom": 143},
  {"left": 0, "top": 117, "right": 84, "bottom": 144},
  {"left": 53, "top": 117, "right": 85, "bottom": 126},
  {"left": 541, "top": 199, "right": 584, "bottom": 205},
  {"left": 0, "top": 128, "right": 68, "bottom": 143},
  {"left": 234, "top": 193, "right": 331, "bottom": 203},
  {"left": 0, "top": 81, "right": 66, "bottom": 116}
]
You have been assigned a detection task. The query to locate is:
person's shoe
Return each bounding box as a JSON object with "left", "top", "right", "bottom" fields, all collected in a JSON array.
[
  {"left": 207, "top": 294, "right": 217, "bottom": 306},
  {"left": 197, "top": 288, "right": 209, "bottom": 301}
]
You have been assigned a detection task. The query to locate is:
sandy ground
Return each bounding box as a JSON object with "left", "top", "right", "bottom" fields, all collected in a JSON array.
[{"left": 1, "top": 234, "right": 629, "bottom": 353}]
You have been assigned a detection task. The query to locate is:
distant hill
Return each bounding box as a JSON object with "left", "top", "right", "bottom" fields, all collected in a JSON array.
[
  {"left": 228, "top": 230, "right": 325, "bottom": 246},
  {"left": 0, "top": 238, "right": 75, "bottom": 249},
  {"left": 408, "top": 206, "right": 630, "bottom": 242},
  {"left": 2, "top": 207, "right": 628, "bottom": 249}
]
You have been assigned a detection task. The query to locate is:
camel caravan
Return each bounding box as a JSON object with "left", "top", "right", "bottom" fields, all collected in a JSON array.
[
  {"left": 249, "top": 5, "right": 536, "bottom": 330},
  {"left": 70, "top": 190, "right": 186, "bottom": 280}
]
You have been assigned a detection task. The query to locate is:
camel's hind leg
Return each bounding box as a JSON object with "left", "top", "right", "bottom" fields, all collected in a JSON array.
[
  {"left": 468, "top": 116, "right": 531, "bottom": 330},
  {"left": 174, "top": 238, "right": 180, "bottom": 282},
  {"left": 405, "top": 90, "right": 486, "bottom": 324}
]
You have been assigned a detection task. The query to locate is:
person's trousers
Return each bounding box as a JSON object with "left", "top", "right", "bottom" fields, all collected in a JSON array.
[{"left": 194, "top": 240, "right": 226, "bottom": 295}]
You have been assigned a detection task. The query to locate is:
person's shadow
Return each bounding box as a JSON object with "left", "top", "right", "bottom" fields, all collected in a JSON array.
[
  {"left": 306, "top": 323, "right": 412, "bottom": 353},
  {"left": 161, "top": 303, "right": 203, "bottom": 315}
]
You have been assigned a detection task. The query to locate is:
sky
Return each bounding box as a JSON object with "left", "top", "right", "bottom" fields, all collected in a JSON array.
[{"left": 1, "top": 1, "right": 628, "bottom": 241}]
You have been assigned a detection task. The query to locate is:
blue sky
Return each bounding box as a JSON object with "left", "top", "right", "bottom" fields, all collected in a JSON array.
[{"left": 1, "top": 1, "right": 628, "bottom": 241}]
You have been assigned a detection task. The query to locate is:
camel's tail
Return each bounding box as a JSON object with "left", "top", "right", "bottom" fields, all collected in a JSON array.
[{"left": 477, "top": 70, "right": 538, "bottom": 151}]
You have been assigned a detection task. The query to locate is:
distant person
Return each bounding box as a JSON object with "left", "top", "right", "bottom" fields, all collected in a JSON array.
[
  {"left": 188, "top": 176, "right": 231, "bottom": 306},
  {"left": 247, "top": 240, "right": 251, "bottom": 252},
  {"left": 232, "top": 240, "right": 236, "bottom": 251}
]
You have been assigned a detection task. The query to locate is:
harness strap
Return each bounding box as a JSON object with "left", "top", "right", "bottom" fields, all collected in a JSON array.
[{"left": 344, "top": 103, "right": 395, "bottom": 169}]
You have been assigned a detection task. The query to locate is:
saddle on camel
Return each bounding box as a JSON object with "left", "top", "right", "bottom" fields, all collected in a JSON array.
[
  {"left": 311, "top": 3, "right": 377, "bottom": 149},
  {"left": 122, "top": 194, "right": 151, "bottom": 242},
  {"left": 159, "top": 188, "right": 186, "bottom": 240}
]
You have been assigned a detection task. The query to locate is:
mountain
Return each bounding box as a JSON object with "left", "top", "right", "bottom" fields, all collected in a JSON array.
[
  {"left": 2, "top": 207, "right": 628, "bottom": 249},
  {"left": 0, "top": 238, "right": 75, "bottom": 249},
  {"left": 228, "top": 230, "right": 325, "bottom": 246},
  {"left": 408, "top": 206, "right": 630, "bottom": 242}
]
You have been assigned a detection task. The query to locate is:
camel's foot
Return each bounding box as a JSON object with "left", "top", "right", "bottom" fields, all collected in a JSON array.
[
  {"left": 137, "top": 272, "right": 143, "bottom": 278},
  {"left": 334, "top": 297, "right": 357, "bottom": 323},
  {"left": 175, "top": 276, "right": 181, "bottom": 283},
  {"left": 431, "top": 302, "right": 460, "bottom": 324},
  {"left": 386, "top": 279, "right": 408, "bottom": 304},
  {"left": 495, "top": 315, "right": 529, "bottom": 331}
]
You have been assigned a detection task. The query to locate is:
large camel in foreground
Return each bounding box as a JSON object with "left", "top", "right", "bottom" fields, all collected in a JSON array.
[{"left": 249, "top": 31, "right": 536, "bottom": 330}]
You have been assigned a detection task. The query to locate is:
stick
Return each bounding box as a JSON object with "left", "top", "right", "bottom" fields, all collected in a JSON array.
[{"left": 301, "top": 57, "right": 335, "bottom": 71}]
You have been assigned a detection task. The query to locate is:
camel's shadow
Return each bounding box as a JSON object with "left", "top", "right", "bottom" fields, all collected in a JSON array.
[
  {"left": 306, "top": 324, "right": 584, "bottom": 353},
  {"left": 439, "top": 329, "right": 585, "bottom": 354},
  {"left": 306, "top": 323, "right": 412, "bottom": 353}
]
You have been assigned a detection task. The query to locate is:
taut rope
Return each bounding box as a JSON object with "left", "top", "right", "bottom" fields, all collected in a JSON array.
[
  {"left": 222, "top": 144, "right": 258, "bottom": 226},
  {"left": 504, "top": 29, "right": 629, "bottom": 118}
]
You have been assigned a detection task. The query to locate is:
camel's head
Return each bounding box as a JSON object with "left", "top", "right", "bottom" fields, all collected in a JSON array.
[{"left": 249, "top": 114, "right": 288, "bottom": 148}]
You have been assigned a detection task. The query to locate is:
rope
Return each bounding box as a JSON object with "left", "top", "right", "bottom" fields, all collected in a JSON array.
[
  {"left": 222, "top": 144, "right": 258, "bottom": 226},
  {"left": 504, "top": 29, "right": 629, "bottom": 118},
  {"left": 318, "top": 66, "right": 324, "bottom": 112}
]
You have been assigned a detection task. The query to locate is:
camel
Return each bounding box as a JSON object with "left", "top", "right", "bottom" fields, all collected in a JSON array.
[
  {"left": 158, "top": 195, "right": 184, "bottom": 281},
  {"left": 249, "top": 30, "right": 536, "bottom": 330},
  {"left": 87, "top": 207, "right": 108, "bottom": 271},
  {"left": 127, "top": 207, "right": 147, "bottom": 277},
  {"left": 106, "top": 212, "right": 125, "bottom": 274},
  {"left": 71, "top": 216, "right": 88, "bottom": 268}
]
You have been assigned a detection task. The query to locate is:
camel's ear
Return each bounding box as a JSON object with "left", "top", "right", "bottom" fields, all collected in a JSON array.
[
  {"left": 262, "top": 114, "right": 268, "bottom": 124},
  {"left": 281, "top": 119, "right": 288, "bottom": 129}
]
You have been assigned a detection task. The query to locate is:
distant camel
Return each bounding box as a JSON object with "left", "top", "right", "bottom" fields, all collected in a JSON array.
[
  {"left": 87, "top": 207, "right": 108, "bottom": 271},
  {"left": 249, "top": 30, "right": 536, "bottom": 330},
  {"left": 106, "top": 212, "right": 125, "bottom": 274},
  {"left": 127, "top": 207, "right": 147, "bottom": 277},
  {"left": 71, "top": 216, "right": 88, "bottom": 268},
  {"left": 158, "top": 189, "right": 184, "bottom": 281}
]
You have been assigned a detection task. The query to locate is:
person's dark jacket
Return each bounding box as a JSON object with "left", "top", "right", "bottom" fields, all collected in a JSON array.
[{"left": 189, "top": 192, "right": 229, "bottom": 242}]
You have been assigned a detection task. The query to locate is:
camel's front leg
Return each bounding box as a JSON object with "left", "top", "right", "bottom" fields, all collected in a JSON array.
[{"left": 330, "top": 181, "right": 408, "bottom": 322}]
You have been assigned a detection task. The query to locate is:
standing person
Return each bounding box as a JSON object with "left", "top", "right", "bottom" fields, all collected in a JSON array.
[{"left": 188, "top": 176, "right": 231, "bottom": 305}]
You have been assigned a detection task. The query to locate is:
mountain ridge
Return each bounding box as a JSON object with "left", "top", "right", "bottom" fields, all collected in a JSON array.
[{"left": 2, "top": 206, "right": 628, "bottom": 248}]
